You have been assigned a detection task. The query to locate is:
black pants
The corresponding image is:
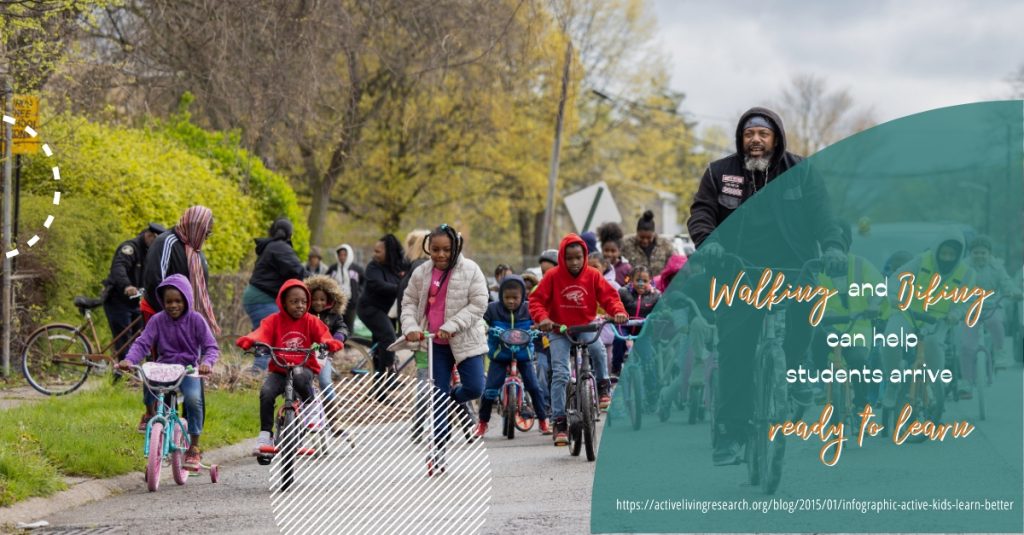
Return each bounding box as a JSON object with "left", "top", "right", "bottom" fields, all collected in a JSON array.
[
  {"left": 715, "top": 301, "right": 813, "bottom": 441},
  {"left": 357, "top": 305, "right": 397, "bottom": 372},
  {"left": 103, "top": 300, "right": 141, "bottom": 361},
  {"left": 260, "top": 368, "right": 314, "bottom": 433}
]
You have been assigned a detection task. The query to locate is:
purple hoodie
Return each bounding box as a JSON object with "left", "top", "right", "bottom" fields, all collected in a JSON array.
[{"left": 124, "top": 274, "right": 219, "bottom": 367}]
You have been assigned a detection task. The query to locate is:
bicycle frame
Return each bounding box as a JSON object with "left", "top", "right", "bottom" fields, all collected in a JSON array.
[{"left": 142, "top": 374, "right": 190, "bottom": 460}]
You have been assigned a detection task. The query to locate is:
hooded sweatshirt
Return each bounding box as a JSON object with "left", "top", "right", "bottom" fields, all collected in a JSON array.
[
  {"left": 887, "top": 229, "right": 975, "bottom": 319},
  {"left": 124, "top": 274, "right": 219, "bottom": 367},
  {"left": 244, "top": 279, "right": 335, "bottom": 375},
  {"left": 687, "top": 107, "right": 846, "bottom": 264},
  {"left": 653, "top": 254, "right": 687, "bottom": 293},
  {"left": 484, "top": 275, "right": 533, "bottom": 362},
  {"left": 305, "top": 274, "right": 351, "bottom": 342},
  {"left": 529, "top": 234, "right": 626, "bottom": 327},
  {"left": 247, "top": 219, "right": 308, "bottom": 299}
]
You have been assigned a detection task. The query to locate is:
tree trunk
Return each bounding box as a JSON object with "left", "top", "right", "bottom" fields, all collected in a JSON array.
[
  {"left": 307, "top": 178, "right": 332, "bottom": 246},
  {"left": 532, "top": 211, "right": 547, "bottom": 256}
]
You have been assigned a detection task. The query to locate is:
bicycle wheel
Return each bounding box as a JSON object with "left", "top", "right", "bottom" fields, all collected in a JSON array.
[
  {"left": 504, "top": 386, "right": 518, "bottom": 440},
  {"left": 627, "top": 369, "right": 643, "bottom": 431},
  {"left": 568, "top": 385, "right": 582, "bottom": 457},
  {"left": 21, "top": 324, "right": 93, "bottom": 396},
  {"left": 687, "top": 384, "right": 703, "bottom": 424},
  {"left": 275, "top": 408, "right": 299, "bottom": 491},
  {"left": 760, "top": 347, "right": 785, "bottom": 495},
  {"left": 171, "top": 418, "right": 189, "bottom": 486},
  {"left": 581, "top": 379, "right": 597, "bottom": 461},
  {"left": 975, "top": 348, "right": 987, "bottom": 421},
  {"left": 147, "top": 421, "right": 164, "bottom": 492},
  {"left": 344, "top": 340, "right": 374, "bottom": 377}
]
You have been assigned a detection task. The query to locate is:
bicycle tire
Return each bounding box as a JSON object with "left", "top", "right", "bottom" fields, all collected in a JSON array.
[
  {"left": 147, "top": 421, "right": 164, "bottom": 492},
  {"left": 582, "top": 380, "right": 597, "bottom": 461},
  {"left": 760, "top": 345, "right": 784, "bottom": 495},
  {"left": 687, "top": 384, "right": 702, "bottom": 424},
  {"left": 21, "top": 324, "right": 94, "bottom": 396},
  {"left": 276, "top": 408, "right": 299, "bottom": 491},
  {"left": 975, "top": 348, "right": 987, "bottom": 421},
  {"left": 504, "top": 385, "right": 518, "bottom": 440},
  {"left": 568, "top": 385, "right": 582, "bottom": 457},
  {"left": 628, "top": 370, "right": 643, "bottom": 431},
  {"left": 171, "top": 418, "right": 188, "bottom": 486}
]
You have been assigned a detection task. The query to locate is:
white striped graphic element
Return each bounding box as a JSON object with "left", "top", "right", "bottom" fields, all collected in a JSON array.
[
  {"left": 24, "top": 126, "right": 36, "bottom": 137},
  {"left": 44, "top": 215, "right": 54, "bottom": 228},
  {"left": 42, "top": 144, "right": 52, "bottom": 157},
  {"left": 52, "top": 167, "right": 60, "bottom": 181},
  {"left": 52, "top": 192, "right": 60, "bottom": 205},
  {"left": 27, "top": 235, "right": 39, "bottom": 247},
  {"left": 5, "top": 249, "right": 18, "bottom": 258},
  {"left": 2, "top": 116, "right": 14, "bottom": 125},
  {"left": 266, "top": 373, "right": 492, "bottom": 534}
]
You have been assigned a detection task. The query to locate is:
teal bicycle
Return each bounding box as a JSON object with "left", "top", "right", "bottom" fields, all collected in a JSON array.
[{"left": 131, "top": 363, "right": 220, "bottom": 492}]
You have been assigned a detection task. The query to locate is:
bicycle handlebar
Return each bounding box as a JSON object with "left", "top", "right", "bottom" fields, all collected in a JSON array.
[
  {"left": 128, "top": 364, "right": 198, "bottom": 391},
  {"left": 250, "top": 341, "right": 323, "bottom": 369}
]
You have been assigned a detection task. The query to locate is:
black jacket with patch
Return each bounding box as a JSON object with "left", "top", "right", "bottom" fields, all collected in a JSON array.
[
  {"left": 103, "top": 232, "right": 149, "bottom": 305},
  {"left": 687, "top": 107, "right": 846, "bottom": 263}
]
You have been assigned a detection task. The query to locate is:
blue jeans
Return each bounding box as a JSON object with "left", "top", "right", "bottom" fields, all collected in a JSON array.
[
  {"left": 144, "top": 375, "right": 205, "bottom": 435},
  {"left": 430, "top": 342, "right": 484, "bottom": 444},
  {"left": 478, "top": 357, "right": 548, "bottom": 423},
  {"left": 244, "top": 301, "right": 279, "bottom": 370},
  {"left": 317, "top": 358, "right": 335, "bottom": 402},
  {"left": 548, "top": 332, "right": 608, "bottom": 420},
  {"left": 535, "top": 349, "right": 552, "bottom": 414}
]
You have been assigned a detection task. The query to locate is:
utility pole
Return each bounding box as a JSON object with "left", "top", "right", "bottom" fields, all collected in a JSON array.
[
  {"left": 2, "top": 76, "right": 11, "bottom": 378},
  {"left": 540, "top": 38, "right": 573, "bottom": 254}
]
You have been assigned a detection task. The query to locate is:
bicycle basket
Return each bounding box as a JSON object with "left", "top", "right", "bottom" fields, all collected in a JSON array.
[{"left": 142, "top": 362, "right": 187, "bottom": 386}]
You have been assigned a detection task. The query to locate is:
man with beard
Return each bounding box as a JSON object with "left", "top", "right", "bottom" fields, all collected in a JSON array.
[{"left": 687, "top": 108, "right": 847, "bottom": 466}]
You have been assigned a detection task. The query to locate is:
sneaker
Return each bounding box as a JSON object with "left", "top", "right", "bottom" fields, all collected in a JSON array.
[
  {"left": 183, "top": 448, "right": 201, "bottom": 471},
  {"left": 553, "top": 418, "right": 568, "bottom": 447},
  {"left": 473, "top": 421, "right": 489, "bottom": 438},
  {"left": 598, "top": 380, "right": 612, "bottom": 411},
  {"left": 137, "top": 413, "right": 152, "bottom": 434},
  {"left": 539, "top": 419, "right": 552, "bottom": 435},
  {"left": 256, "top": 431, "right": 275, "bottom": 453},
  {"left": 712, "top": 438, "right": 741, "bottom": 466}
]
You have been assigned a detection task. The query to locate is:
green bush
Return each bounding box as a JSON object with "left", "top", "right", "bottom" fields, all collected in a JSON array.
[{"left": 15, "top": 108, "right": 308, "bottom": 326}]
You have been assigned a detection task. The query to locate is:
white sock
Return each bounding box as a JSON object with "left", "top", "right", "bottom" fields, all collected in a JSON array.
[{"left": 258, "top": 430, "right": 271, "bottom": 441}]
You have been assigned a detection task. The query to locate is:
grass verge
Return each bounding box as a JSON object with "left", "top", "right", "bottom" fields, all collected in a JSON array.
[{"left": 0, "top": 379, "right": 258, "bottom": 507}]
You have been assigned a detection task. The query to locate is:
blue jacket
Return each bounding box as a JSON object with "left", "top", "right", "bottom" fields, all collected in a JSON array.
[{"left": 483, "top": 275, "right": 532, "bottom": 363}]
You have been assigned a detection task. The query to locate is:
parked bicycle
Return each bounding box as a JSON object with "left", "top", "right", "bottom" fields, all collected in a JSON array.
[{"left": 21, "top": 292, "right": 145, "bottom": 395}]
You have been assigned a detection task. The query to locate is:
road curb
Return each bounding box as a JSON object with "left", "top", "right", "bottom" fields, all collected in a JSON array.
[{"left": 0, "top": 440, "right": 254, "bottom": 531}]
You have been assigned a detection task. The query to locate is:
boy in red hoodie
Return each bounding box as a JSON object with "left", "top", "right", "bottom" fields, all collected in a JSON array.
[
  {"left": 530, "top": 234, "right": 627, "bottom": 446},
  {"left": 236, "top": 279, "right": 342, "bottom": 450}
]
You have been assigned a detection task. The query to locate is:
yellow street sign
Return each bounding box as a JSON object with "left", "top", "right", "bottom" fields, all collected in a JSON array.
[{"left": 2, "top": 95, "right": 40, "bottom": 155}]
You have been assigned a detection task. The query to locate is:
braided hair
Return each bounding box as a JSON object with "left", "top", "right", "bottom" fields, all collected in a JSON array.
[
  {"left": 424, "top": 223, "right": 464, "bottom": 279},
  {"left": 379, "top": 234, "right": 409, "bottom": 275}
]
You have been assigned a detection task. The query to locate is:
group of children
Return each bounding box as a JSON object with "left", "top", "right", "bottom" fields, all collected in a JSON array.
[{"left": 118, "top": 223, "right": 668, "bottom": 473}]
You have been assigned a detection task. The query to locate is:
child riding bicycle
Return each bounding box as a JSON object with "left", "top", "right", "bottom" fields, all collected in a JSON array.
[
  {"left": 118, "top": 274, "right": 218, "bottom": 471},
  {"left": 235, "top": 279, "right": 343, "bottom": 451},
  {"left": 475, "top": 275, "right": 550, "bottom": 438},
  {"left": 530, "top": 234, "right": 627, "bottom": 446}
]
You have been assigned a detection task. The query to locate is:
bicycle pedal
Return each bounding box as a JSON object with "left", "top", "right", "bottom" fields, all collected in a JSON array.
[{"left": 298, "top": 448, "right": 317, "bottom": 456}]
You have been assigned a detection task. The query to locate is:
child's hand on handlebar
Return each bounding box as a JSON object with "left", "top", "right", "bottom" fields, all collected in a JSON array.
[
  {"left": 198, "top": 363, "right": 213, "bottom": 376},
  {"left": 437, "top": 329, "right": 453, "bottom": 340},
  {"left": 612, "top": 313, "right": 629, "bottom": 324},
  {"left": 534, "top": 319, "right": 556, "bottom": 332},
  {"left": 117, "top": 360, "right": 133, "bottom": 371},
  {"left": 236, "top": 336, "right": 255, "bottom": 350},
  {"left": 325, "top": 339, "right": 343, "bottom": 353}
]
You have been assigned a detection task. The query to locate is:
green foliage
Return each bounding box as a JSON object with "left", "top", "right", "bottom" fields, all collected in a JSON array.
[
  {"left": 0, "top": 382, "right": 259, "bottom": 506},
  {"left": 16, "top": 109, "right": 306, "bottom": 325},
  {"left": 156, "top": 93, "right": 309, "bottom": 257}
]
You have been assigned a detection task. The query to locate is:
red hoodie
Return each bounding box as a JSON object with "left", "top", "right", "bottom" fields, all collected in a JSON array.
[
  {"left": 529, "top": 234, "right": 626, "bottom": 327},
  {"left": 245, "top": 279, "right": 334, "bottom": 375}
]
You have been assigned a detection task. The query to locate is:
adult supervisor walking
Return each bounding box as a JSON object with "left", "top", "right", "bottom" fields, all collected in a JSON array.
[
  {"left": 103, "top": 222, "right": 165, "bottom": 361},
  {"left": 243, "top": 217, "right": 308, "bottom": 371},
  {"left": 686, "top": 107, "right": 846, "bottom": 466}
]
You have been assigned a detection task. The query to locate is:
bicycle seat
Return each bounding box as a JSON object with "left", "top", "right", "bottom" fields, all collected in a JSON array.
[
  {"left": 142, "top": 362, "right": 187, "bottom": 385},
  {"left": 73, "top": 296, "right": 104, "bottom": 311}
]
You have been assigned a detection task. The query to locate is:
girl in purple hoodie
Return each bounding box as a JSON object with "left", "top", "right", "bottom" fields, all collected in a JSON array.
[{"left": 118, "top": 273, "right": 219, "bottom": 470}]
